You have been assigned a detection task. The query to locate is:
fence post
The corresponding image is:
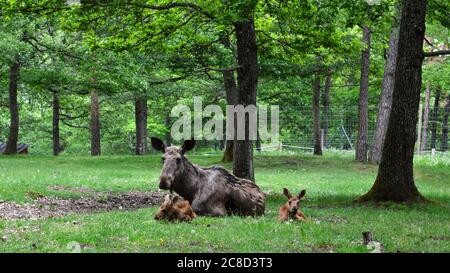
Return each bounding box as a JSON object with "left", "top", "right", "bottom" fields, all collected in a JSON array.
[{"left": 320, "top": 129, "right": 325, "bottom": 151}]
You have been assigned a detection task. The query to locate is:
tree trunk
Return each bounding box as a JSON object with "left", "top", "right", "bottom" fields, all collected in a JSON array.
[
  {"left": 4, "top": 60, "right": 20, "bottom": 155},
  {"left": 356, "top": 26, "right": 371, "bottom": 163},
  {"left": 164, "top": 114, "right": 171, "bottom": 147},
  {"left": 222, "top": 141, "right": 234, "bottom": 162},
  {"left": 369, "top": 15, "right": 400, "bottom": 164},
  {"left": 441, "top": 94, "right": 450, "bottom": 152},
  {"left": 233, "top": 19, "right": 258, "bottom": 182},
  {"left": 321, "top": 69, "right": 332, "bottom": 148},
  {"left": 221, "top": 35, "right": 238, "bottom": 162},
  {"left": 135, "top": 96, "right": 148, "bottom": 155},
  {"left": 430, "top": 86, "right": 441, "bottom": 150},
  {"left": 312, "top": 73, "right": 322, "bottom": 155},
  {"left": 52, "top": 91, "right": 61, "bottom": 156},
  {"left": 90, "top": 90, "right": 101, "bottom": 156},
  {"left": 419, "top": 81, "right": 431, "bottom": 153},
  {"left": 359, "top": 0, "right": 427, "bottom": 203},
  {"left": 256, "top": 130, "right": 261, "bottom": 152}
]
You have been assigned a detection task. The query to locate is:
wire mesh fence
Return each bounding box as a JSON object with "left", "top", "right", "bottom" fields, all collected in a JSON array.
[{"left": 189, "top": 104, "right": 449, "bottom": 155}]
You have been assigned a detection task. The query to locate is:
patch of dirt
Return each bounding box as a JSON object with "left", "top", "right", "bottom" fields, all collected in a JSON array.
[
  {"left": 48, "top": 185, "right": 98, "bottom": 195},
  {"left": 0, "top": 190, "right": 164, "bottom": 220}
]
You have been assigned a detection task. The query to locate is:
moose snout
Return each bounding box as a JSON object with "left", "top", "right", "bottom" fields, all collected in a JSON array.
[{"left": 159, "top": 175, "right": 173, "bottom": 190}]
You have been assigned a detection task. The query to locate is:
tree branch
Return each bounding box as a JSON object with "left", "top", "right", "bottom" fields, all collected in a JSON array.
[
  {"left": 61, "top": 120, "right": 90, "bottom": 130},
  {"left": 128, "top": 1, "right": 215, "bottom": 20},
  {"left": 424, "top": 37, "right": 434, "bottom": 47},
  {"left": 424, "top": 50, "right": 450, "bottom": 57},
  {"left": 60, "top": 112, "right": 88, "bottom": 121}
]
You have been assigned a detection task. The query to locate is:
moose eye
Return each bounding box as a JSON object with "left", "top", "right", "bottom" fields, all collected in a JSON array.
[
  {"left": 176, "top": 158, "right": 181, "bottom": 164},
  {"left": 288, "top": 201, "right": 292, "bottom": 205}
]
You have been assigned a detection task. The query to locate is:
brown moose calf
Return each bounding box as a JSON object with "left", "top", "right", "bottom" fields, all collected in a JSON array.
[
  {"left": 155, "top": 194, "right": 197, "bottom": 222},
  {"left": 278, "top": 188, "right": 306, "bottom": 222}
]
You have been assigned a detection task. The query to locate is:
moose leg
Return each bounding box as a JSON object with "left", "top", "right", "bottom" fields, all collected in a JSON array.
[
  {"left": 296, "top": 211, "right": 307, "bottom": 221},
  {"left": 208, "top": 203, "right": 227, "bottom": 217},
  {"left": 191, "top": 200, "right": 207, "bottom": 215},
  {"left": 191, "top": 199, "right": 227, "bottom": 217}
]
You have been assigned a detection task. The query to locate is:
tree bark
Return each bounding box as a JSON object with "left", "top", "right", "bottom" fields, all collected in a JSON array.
[
  {"left": 52, "top": 91, "right": 61, "bottom": 156},
  {"left": 356, "top": 26, "right": 371, "bottom": 163},
  {"left": 441, "top": 94, "right": 450, "bottom": 152},
  {"left": 233, "top": 19, "right": 258, "bottom": 182},
  {"left": 222, "top": 141, "right": 234, "bottom": 162},
  {"left": 164, "top": 114, "right": 171, "bottom": 147},
  {"left": 369, "top": 16, "right": 400, "bottom": 164},
  {"left": 322, "top": 69, "right": 332, "bottom": 148},
  {"left": 419, "top": 81, "right": 431, "bottom": 153},
  {"left": 135, "top": 96, "right": 148, "bottom": 155},
  {"left": 430, "top": 86, "right": 441, "bottom": 150},
  {"left": 256, "top": 130, "right": 261, "bottom": 152},
  {"left": 90, "top": 90, "right": 101, "bottom": 156},
  {"left": 359, "top": 0, "right": 427, "bottom": 203},
  {"left": 312, "top": 73, "right": 322, "bottom": 155},
  {"left": 221, "top": 36, "right": 238, "bottom": 163},
  {"left": 5, "top": 60, "right": 20, "bottom": 155}
]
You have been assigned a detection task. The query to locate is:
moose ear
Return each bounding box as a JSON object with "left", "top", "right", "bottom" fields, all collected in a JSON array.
[
  {"left": 171, "top": 195, "right": 179, "bottom": 203},
  {"left": 283, "top": 188, "right": 292, "bottom": 199},
  {"left": 298, "top": 190, "right": 306, "bottom": 199},
  {"left": 163, "top": 194, "right": 171, "bottom": 203},
  {"left": 181, "top": 139, "right": 195, "bottom": 154},
  {"left": 151, "top": 137, "right": 166, "bottom": 153}
]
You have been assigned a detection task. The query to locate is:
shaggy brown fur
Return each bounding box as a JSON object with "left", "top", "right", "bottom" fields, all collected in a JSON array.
[
  {"left": 151, "top": 138, "right": 265, "bottom": 217},
  {"left": 154, "top": 194, "right": 196, "bottom": 222}
]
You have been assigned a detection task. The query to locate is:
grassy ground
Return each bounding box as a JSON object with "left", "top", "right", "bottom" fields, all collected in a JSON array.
[{"left": 0, "top": 151, "right": 449, "bottom": 253}]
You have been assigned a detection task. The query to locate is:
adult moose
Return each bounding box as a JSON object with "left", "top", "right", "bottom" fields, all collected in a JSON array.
[{"left": 151, "top": 137, "right": 265, "bottom": 216}]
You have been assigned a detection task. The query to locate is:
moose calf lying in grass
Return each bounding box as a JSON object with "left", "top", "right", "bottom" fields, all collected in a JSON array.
[
  {"left": 154, "top": 194, "right": 197, "bottom": 222},
  {"left": 278, "top": 188, "right": 306, "bottom": 222}
]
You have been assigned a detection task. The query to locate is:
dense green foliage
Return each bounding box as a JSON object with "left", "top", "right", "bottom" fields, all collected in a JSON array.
[{"left": 0, "top": 1, "right": 448, "bottom": 154}]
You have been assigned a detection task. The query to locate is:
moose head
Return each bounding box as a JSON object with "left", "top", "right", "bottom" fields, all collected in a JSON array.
[
  {"left": 154, "top": 194, "right": 179, "bottom": 220},
  {"left": 151, "top": 137, "right": 195, "bottom": 191},
  {"left": 283, "top": 188, "right": 306, "bottom": 215},
  {"left": 154, "top": 193, "right": 196, "bottom": 222}
]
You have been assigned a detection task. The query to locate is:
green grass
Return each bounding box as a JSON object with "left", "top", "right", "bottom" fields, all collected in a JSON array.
[{"left": 0, "top": 152, "right": 449, "bottom": 253}]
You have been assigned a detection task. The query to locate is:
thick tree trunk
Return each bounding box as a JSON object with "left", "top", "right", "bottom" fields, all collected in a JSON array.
[
  {"left": 321, "top": 69, "right": 332, "bottom": 148},
  {"left": 419, "top": 81, "right": 431, "bottom": 153},
  {"left": 312, "top": 73, "right": 322, "bottom": 155},
  {"left": 441, "top": 94, "right": 450, "bottom": 152},
  {"left": 5, "top": 61, "right": 20, "bottom": 155},
  {"left": 221, "top": 36, "right": 238, "bottom": 163},
  {"left": 369, "top": 18, "right": 400, "bottom": 163},
  {"left": 135, "top": 96, "right": 148, "bottom": 155},
  {"left": 233, "top": 19, "right": 258, "bottom": 182},
  {"left": 52, "top": 91, "right": 61, "bottom": 156},
  {"left": 359, "top": 0, "right": 427, "bottom": 203},
  {"left": 356, "top": 26, "right": 371, "bottom": 163},
  {"left": 430, "top": 86, "right": 441, "bottom": 150},
  {"left": 90, "top": 90, "right": 101, "bottom": 156}
]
